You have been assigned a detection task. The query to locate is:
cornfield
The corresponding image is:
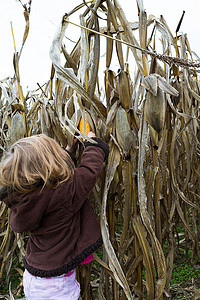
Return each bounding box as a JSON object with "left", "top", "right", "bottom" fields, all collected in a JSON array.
[{"left": 0, "top": 0, "right": 200, "bottom": 299}]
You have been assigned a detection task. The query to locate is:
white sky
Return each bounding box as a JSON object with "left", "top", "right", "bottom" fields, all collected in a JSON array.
[{"left": 0, "top": 0, "right": 200, "bottom": 91}]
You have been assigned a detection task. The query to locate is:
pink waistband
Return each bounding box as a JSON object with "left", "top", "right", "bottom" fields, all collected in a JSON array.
[
  {"left": 63, "top": 270, "right": 74, "bottom": 277},
  {"left": 36, "top": 254, "right": 93, "bottom": 280},
  {"left": 80, "top": 254, "right": 93, "bottom": 265}
]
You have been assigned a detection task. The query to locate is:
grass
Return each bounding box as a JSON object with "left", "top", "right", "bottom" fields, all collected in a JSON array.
[
  {"left": 170, "top": 249, "right": 200, "bottom": 299},
  {"left": 171, "top": 260, "right": 199, "bottom": 285}
]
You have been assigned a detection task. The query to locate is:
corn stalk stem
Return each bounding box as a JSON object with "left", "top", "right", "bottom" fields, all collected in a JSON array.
[{"left": 152, "top": 147, "right": 162, "bottom": 244}]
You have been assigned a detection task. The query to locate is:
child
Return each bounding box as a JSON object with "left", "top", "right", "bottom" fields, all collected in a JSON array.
[{"left": 0, "top": 132, "right": 109, "bottom": 300}]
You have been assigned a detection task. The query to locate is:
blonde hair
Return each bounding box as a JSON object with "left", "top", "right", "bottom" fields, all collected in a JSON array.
[{"left": 0, "top": 134, "right": 74, "bottom": 192}]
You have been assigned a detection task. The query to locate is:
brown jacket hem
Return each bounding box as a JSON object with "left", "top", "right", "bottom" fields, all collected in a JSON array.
[{"left": 24, "top": 237, "right": 103, "bottom": 277}]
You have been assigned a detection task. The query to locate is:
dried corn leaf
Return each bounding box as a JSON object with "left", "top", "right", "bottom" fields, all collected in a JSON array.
[
  {"left": 88, "top": 17, "right": 100, "bottom": 98},
  {"left": 182, "top": 131, "right": 191, "bottom": 191},
  {"left": 27, "top": 100, "right": 40, "bottom": 118},
  {"left": 133, "top": 216, "right": 155, "bottom": 299},
  {"left": 156, "top": 75, "right": 179, "bottom": 96},
  {"left": 159, "top": 15, "right": 176, "bottom": 47},
  {"left": 106, "top": 0, "right": 119, "bottom": 32},
  {"left": 106, "top": 100, "right": 119, "bottom": 126},
  {"left": 106, "top": 31, "right": 113, "bottom": 69},
  {"left": 116, "top": 32, "right": 124, "bottom": 69},
  {"left": 139, "top": 10, "right": 147, "bottom": 50},
  {"left": 78, "top": 15, "right": 89, "bottom": 84},
  {"left": 138, "top": 115, "right": 166, "bottom": 299},
  {"left": 62, "top": 45, "right": 78, "bottom": 75},
  {"left": 22, "top": 3, "right": 30, "bottom": 48},
  {"left": 170, "top": 119, "right": 200, "bottom": 212},
  {"left": 120, "top": 161, "right": 132, "bottom": 248},
  {"left": 105, "top": 69, "right": 116, "bottom": 107},
  {"left": 142, "top": 74, "right": 158, "bottom": 96},
  {"left": 0, "top": 211, "right": 10, "bottom": 254},
  {"left": 101, "top": 145, "right": 133, "bottom": 299}
]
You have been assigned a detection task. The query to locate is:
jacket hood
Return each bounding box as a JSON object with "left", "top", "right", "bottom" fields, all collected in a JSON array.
[{"left": 0, "top": 185, "right": 52, "bottom": 233}]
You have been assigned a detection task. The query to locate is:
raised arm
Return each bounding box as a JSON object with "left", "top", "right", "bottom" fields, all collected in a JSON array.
[{"left": 59, "top": 133, "right": 109, "bottom": 212}]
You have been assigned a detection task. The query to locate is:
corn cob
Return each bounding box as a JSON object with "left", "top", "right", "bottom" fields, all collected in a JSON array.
[
  {"left": 79, "top": 117, "right": 90, "bottom": 135},
  {"left": 115, "top": 106, "right": 132, "bottom": 155},
  {"left": 118, "top": 70, "right": 131, "bottom": 110},
  {"left": 145, "top": 87, "right": 165, "bottom": 134}
]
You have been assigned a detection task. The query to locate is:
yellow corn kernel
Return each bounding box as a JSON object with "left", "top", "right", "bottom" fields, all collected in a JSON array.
[{"left": 79, "top": 117, "right": 90, "bottom": 135}]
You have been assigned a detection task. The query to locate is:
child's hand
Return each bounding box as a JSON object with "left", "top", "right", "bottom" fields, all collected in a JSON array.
[
  {"left": 65, "top": 145, "right": 73, "bottom": 153},
  {"left": 66, "top": 132, "right": 95, "bottom": 152},
  {"left": 66, "top": 136, "right": 79, "bottom": 153},
  {"left": 88, "top": 131, "right": 96, "bottom": 138}
]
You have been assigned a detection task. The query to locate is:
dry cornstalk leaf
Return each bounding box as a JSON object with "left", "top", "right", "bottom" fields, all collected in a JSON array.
[
  {"left": 88, "top": 16, "right": 100, "bottom": 98},
  {"left": 101, "top": 145, "right": 133, "bottom": 299},
  {"left": 133, "top": 216, "right": 155, "bottom": 299},
  {"left": 106, "top": 0, "right": 119, "bottom": 32},
  {"left": 106, "top": 31, "right": 113, "bottom": 69},
  {"left": 116, "top": 32, "right": 124, "bottom": 69}
]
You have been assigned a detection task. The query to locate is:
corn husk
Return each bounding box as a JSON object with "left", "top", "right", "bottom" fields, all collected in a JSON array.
[
  {"left": 117, "top": 70, "right": 131, "bottom": 110},
  {"left": 145, "top": 87, "right": 165, "bottom": 133},
  {"left": 115, "top": 106, "right": 132, "bottom": 154},
  {"left": 10, "top": 112, "right": 26, "bottom": 143}
]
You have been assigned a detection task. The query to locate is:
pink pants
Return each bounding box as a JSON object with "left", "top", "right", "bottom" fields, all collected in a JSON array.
[{"left": 23, "top": 269, "right": 80, "bottom": 300}]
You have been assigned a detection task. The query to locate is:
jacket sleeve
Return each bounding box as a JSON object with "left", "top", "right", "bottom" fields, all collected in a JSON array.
[{"left": 59, "top": 138, "right": 109, "bottom": 213}]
